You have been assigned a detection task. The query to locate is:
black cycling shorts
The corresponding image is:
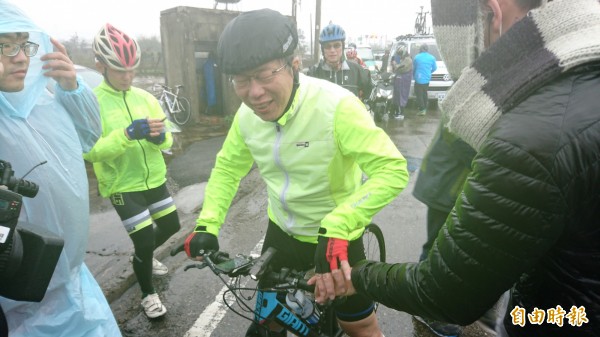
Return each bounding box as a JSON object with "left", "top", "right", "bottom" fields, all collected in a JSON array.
[
  {"left": 110, "top": 183, "right": 177, "bottom": 234},
  {"left": 262, "top": 219, "right": 375, "bottom": 322}
]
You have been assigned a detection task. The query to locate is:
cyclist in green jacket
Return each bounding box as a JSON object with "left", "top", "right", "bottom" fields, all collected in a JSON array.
[
  {"left": 183, "top": 9, "right": 408, "bottom": 337},
  {"left": 83, "top": 23, "right": 180, "bottom": 319}
]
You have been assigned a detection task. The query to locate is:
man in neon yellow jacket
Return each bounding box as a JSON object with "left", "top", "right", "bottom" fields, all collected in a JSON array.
[
  {"left": 183, "top": 9, "right": 408, "bottom": 337},
  {"left": 83, "top": 24, "right": 180, "bottom": 319}
]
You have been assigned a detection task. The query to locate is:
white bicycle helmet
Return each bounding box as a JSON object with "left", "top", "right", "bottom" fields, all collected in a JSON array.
[{"left": 93, "top": 23, "right": 140, "bottom": 71}]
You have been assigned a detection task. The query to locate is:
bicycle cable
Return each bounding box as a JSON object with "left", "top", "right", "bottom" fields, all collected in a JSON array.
[{"left": 206, "top": 256, "right": 264, "bottom": 322}]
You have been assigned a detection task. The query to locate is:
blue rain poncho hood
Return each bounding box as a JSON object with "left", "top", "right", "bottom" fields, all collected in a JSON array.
[
  {"left": 0, "top": 0, "right": 51, "bottom": 118},
  {"left": 0, "top": 1, "right": 121, "bottom": 336}
]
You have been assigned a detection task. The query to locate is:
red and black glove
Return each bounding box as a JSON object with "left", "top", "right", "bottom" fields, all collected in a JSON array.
[
  {"left": 314, "top": 236, "right": 349, "bottom": 273},
  {"left": 184, "top": 232, "right": 219, "bottom": 258}
]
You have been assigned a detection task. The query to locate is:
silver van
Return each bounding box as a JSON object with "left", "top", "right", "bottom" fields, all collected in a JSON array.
[{"left": 386, "top": 35, "right": 453, "bottom": 102}]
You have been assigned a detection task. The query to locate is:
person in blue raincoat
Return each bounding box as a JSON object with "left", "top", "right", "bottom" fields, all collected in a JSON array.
[
  {"left": 202, "top": 51, "right": 218, "bottom": 115},
  {"left": 0, "top": 1, "right": 121, "bottom": 336}
]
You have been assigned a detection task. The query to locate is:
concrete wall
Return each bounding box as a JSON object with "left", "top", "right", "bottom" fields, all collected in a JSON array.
[{"left": 160, "top": 7, "right": 241, "bottom": 124}]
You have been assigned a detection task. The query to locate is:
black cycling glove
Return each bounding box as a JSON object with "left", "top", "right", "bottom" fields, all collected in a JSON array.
[{"left": 184, "top": 232, "right": 219, "bottom": 258}]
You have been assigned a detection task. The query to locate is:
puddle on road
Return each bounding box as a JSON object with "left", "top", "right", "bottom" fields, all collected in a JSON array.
[{"left": 375, "top": 106, "right": 440, "bottom": 137}]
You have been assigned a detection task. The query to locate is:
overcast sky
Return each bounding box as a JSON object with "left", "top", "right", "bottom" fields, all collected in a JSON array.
[{"left": 15, "top": 0, "right": 431, "bottom": 44}]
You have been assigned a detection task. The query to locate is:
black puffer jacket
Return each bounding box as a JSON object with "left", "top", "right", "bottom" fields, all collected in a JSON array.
[{"left": 352, "top": 66, "right": 600, "bottom": 336}]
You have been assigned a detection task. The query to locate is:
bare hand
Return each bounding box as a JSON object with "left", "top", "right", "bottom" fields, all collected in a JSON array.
[
  {"left": 308, "top": 260, "right": 354, "bottom": 304},
  {"left": 41, "top": 38, "right": 77, "bottom": 91},
  {"left": 147, "top": 117, "right": 166, "bottom": 137}
]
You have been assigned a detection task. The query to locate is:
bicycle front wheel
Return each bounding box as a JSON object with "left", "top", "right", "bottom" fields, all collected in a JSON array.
[
  {"left": 173, "top": 97, "right": 191, "bottom": 125},
  {"left": 363, "top": 223, "right": 386, "bottom": 262}
]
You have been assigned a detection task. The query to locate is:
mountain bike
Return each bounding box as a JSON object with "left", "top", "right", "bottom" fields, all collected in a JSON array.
[
  {"left": 172, "top": 223, "right": 386, "bottom": 337},
  {"left": 154, "top": 83, "right": 191, "bottom": 126}
]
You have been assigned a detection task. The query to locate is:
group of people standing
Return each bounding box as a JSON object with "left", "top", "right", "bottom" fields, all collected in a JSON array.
[
  {"left": 1, "top": 1, "right": 599, "bottom": 337},
  {"left": 307, "top": 23, "right": 439, "bottom": 122},
  {"left": 390, "top": 42, "right": 438, "bottom": 119}
]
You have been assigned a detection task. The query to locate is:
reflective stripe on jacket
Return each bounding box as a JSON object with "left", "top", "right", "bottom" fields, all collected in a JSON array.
[
  {"left": 195, "top": 74, "right": 408, "bottom": 243},
  {"left": 83, "top": 81, "right": 173, "bottom": 197}
]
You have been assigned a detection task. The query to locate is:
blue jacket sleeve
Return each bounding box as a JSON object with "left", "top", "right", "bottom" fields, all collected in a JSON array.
[{"left": 55, "top": 77, "right": 101, "bottom": 152}]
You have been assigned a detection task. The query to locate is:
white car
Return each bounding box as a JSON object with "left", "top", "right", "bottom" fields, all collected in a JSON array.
[
  {"left": 356, "top": 45, "right": 377, "bottom": 73},
  {"left": 386, "top": 35, "right": 454, "bottom": 102}
]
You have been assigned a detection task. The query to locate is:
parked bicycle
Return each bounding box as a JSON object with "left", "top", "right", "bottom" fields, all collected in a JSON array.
[
  {"left": 414, "top": 6, "right": 430, "bottom": 35},
  {"left": 172, "top": 223, "right": 385, "bottom": 337},
  {"left": 154, "top": 83, "right": 192, "bottom": 126}
]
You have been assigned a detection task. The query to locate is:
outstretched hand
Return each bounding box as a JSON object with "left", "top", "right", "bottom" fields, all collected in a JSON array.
[
  {"left": 311, "top": 236, "right": 353, "bottom": 303},
  {"left": 41, "top": 38, "right": 77, "bottom": 91},
  {"left": 308, "top": 264, "right": 356, "bottom": 304},
  {"left": 308, "top": 266, "right": 356, "bottom": 303}
]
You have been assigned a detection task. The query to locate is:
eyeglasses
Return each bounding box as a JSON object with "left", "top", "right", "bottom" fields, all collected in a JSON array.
[
  {"left": 0, "top": 41, "right": 39, "bottom": 57},
  {"left": 231, "top": 63, "right": 288, "bottom": 90},
  {"left": 323, "top": 42, "right": 343, "bottom": 50}
]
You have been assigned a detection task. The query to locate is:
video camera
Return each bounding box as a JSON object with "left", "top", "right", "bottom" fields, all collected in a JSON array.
[{"left": 0, "top": 160, "right": 63, "bottom": 302}]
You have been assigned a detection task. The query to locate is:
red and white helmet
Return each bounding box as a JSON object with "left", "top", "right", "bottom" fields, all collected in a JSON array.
[{"left": 93, "top": 23, "right": 140, "bottom": 71}]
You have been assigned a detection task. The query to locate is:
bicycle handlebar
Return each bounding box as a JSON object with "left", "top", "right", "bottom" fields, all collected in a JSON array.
[
  {"left": 171, "top": 243, "right": 314, "bottom": 292},
  {"left": 154, "top": 83, "right": 184, "bottom": 92}
]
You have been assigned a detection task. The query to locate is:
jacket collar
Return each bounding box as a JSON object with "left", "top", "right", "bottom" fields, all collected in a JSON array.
[
  {"left": 97, "top": 80, "right": 131, "bottom": 96},
  {"left": 321, "top": 60, "right": 350, "bottom": 71},
  {"left": 276, "top": 73, "right": 308, "bottom": 126}
]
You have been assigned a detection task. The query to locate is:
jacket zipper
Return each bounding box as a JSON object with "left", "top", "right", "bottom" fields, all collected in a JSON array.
[
  {"left": 122, "top": 91, "right": 151, "bottom": 189},
  {"left": 274, "top": 124, "right": 294, "bottom": 229}
]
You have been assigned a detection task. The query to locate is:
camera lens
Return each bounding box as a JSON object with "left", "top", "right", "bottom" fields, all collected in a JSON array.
[
  {"left": 6, "top": 177, "right": 38, "bottom": 199},
  {"left": 0, "top": 160, "right": 39, "bottom": 198}
]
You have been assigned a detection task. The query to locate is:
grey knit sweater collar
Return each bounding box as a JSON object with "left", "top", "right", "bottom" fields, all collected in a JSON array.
[{"left": 437, "top": 0, "right": 600, "bottom": 151}]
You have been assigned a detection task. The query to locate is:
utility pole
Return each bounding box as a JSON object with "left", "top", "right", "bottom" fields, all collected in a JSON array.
[
  {"left": 310, "top": 13, "right": 313, "bottom": 56},
  {"left": 313, "top": 0, "right": 321, "bottom": 65},
  {"left": 292, "top": 0, "right": 298, "bottom": 20}
]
